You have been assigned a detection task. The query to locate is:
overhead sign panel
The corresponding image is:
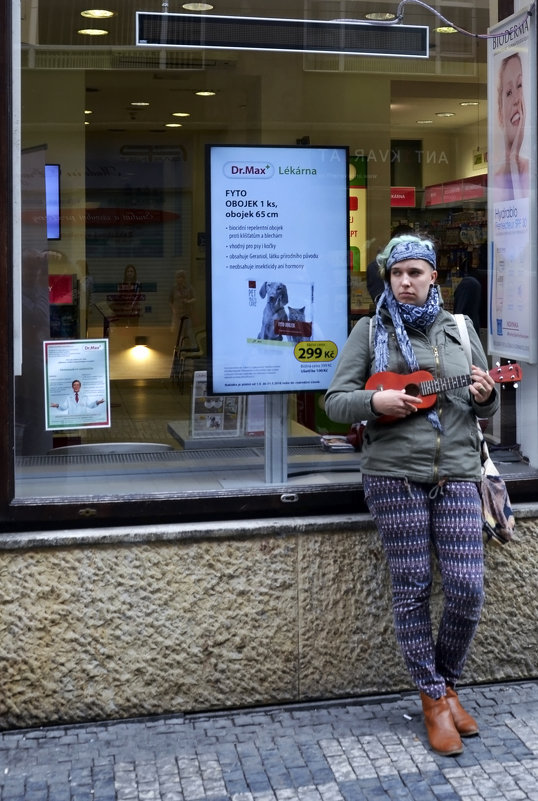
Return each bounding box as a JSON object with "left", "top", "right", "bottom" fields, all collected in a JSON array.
[{"left": 136, "top": 13, "right": 429, "bottom": 58}]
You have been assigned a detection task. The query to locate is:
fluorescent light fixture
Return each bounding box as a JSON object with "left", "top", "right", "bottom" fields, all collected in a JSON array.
[
  {"left": 365, "top": 12, "right": 396, "bottom": 20},
  {"left": 81, "top": 9, "right": 115, "bottom": 18},
  {"left": 172, "top": 111, "right": 190, "bottom": 117},
  {"left": 435, "top": 26, "right": 457, "bottom": 33},
  {"left": 416, "top": 119, "right": 433, "bottom": 124},
  {"left": 182, "top": 2, "right": 214, "bottom": 9},
  {"left": 436, "top": 111, "right": 455, "bottom": 117},
  {"left": 130, "top": 101, "right": 150, "bottom": 106},
  {"left": 460, "top": 101, "right": 479, "bottom": 107},
  {"left": 195, "top": 90, "right": 216, "bottom": 96},
  {"left": 166, "top": 123, "right": 183, "bottom": 127},
  {"left": 78, "top": 28, "right": 109, "bottom": 35}
]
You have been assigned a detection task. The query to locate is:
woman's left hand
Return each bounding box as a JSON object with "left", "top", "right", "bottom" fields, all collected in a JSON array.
[{"left": 470, "top": 365, "right": 495, "bottom": 403}]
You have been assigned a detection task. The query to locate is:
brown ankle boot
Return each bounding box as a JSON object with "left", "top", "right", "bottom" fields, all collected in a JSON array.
[
  {"left": 446, "top": 687, "right": 479, "bottom": 736},
  {"left": 420, "top": 692, "right": 463, "bottom": 756}
]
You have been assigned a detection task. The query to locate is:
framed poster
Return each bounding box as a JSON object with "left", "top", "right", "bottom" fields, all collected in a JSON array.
[
  {"left": 44, "top": 339, "right": 111, "bottom": 430},
  {"left": 206, "top": 144, "right": 350, "bottom": 394},
  {"left": 487, "top": 7, "right": 537, "bottom": 362},
  {"left": 191, "top": 371, "right": 244, "bottom": 438}
]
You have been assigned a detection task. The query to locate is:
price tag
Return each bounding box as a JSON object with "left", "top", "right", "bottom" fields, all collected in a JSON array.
[{"left": 294, "top": 341, "right": 338, "bottom": 363}]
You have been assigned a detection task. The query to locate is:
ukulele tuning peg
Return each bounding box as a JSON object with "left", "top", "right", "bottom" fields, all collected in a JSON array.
[
  {"left": 495, "top": 360, "right": 500, "bottom": 367},
  {"left": 514, "top": 382, "right": 519, "bottom": 389}
]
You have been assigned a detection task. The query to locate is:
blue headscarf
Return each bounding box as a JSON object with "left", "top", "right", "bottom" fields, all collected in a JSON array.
[{"left": 385, "top": 238, "right": 437, "bottom": 272}]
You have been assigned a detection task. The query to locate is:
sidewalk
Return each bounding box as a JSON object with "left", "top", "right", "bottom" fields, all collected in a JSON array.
[{"left": 1, "top": 680, "right": 537, "bottom": 801}]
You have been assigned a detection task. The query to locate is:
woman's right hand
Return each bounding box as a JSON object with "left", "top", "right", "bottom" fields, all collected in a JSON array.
[{"left": 371, "top": 389, "right": 423, "bottom": 419}]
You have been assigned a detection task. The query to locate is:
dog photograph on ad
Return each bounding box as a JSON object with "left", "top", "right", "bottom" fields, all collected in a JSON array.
[{"left": 251, "top": 278, "right": 314, "bottom": 344}]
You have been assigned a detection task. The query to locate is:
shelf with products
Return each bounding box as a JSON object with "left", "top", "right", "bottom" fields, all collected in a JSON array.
[
  {"left": 427, "top": 210, "right": 487, "bottom": 314},
  {"left": 390, "top": 206, "right": 487, "bottom": 318}
]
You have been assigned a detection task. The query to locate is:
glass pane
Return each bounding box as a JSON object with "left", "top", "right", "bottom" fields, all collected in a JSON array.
[{"left": 15, "top": 0, "right": 506, "bottom": 503}]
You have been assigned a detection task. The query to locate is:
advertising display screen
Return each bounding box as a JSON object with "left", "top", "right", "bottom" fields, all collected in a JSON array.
[{"left": 207, "top": 145, "right": 349, "bottom": 394}]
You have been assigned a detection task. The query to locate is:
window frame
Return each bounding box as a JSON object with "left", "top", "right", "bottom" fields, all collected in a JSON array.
[{"left": 1, "top": 0, "right": 16, "bottom": 520}]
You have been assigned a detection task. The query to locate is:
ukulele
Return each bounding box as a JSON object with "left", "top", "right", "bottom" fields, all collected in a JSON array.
[{"left": 365, "top": 363, "right": 522, "bottom": 424}]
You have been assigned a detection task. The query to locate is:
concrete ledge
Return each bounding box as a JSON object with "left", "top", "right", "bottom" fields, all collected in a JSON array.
[
  {"left": 0, "top": 510, "right": 536, "bottom": 730},
  {"left": 0, "top": 503, "right": 533, "bottom": 549},
  {"left": 0, "top": 513, "right": 374, "bottom": 549}
]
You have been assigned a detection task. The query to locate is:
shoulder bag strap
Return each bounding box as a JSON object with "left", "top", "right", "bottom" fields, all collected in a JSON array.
[
  {"left": 369, "top": 316, "right": 375, "bottom": 355},
  {"left": 453, "top": 312, "right": 472, "bottom": 370}
]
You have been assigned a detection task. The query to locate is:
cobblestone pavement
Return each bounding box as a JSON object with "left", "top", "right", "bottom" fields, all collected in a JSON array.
[{"left": 1, "top": 681, "right": 537, "bottom": 801}]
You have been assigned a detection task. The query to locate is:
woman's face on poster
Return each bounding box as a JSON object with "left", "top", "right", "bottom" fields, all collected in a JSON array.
[{"left": 499, "top": 55, "right": 524, "bottom": 146}]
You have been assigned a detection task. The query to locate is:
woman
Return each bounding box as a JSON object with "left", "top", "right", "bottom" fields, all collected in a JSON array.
[
  {"left": 169, "top": 269, "right": 196, "bottom": 339},
  {"left": 110, "top": 264, "right": 142, "bottom": 326},
  {"left": 324, "top": 235, "right": 498, "bottom": 757},
  {"left": 494, "top": 51, "right": 529, "bottom": 201}
]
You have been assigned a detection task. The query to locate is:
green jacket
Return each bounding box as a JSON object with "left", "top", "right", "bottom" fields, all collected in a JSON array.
[{"left": 324, "top": 310, "right": 499, "bottom": 484}]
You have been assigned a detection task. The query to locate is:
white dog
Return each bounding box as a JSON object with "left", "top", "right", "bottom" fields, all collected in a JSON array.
[{"left": 258, "top": 281, "right": 288, "bottom": 340}]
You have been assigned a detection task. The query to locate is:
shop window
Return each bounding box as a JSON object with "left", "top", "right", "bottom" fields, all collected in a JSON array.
[{"left": 1, "top": 0, "right": 531, "bottom": 529}]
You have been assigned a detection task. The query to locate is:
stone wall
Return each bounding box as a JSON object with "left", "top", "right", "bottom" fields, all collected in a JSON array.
[{"left": 0, "top": 511, "right": 536, "bottom": 730}]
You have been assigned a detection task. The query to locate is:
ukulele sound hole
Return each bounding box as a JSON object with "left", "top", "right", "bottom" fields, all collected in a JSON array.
[{"left": 404, "top": 383, "right": 420, "bottom": 397}]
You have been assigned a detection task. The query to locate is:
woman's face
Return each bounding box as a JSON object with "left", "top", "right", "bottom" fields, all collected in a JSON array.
[
  {"left": 389, "top": 259, "right": 436, "bottom": 306},
  {"left": 125, "top": 266, "right": 136, "bottom": 281},
  {"left": 499, "top": 55, "right": 523, "bottom": 145}
]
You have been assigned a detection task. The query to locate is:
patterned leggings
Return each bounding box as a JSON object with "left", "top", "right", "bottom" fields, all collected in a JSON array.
[{"left": 363, "top": 475, "right": 484, "bottom": 699}]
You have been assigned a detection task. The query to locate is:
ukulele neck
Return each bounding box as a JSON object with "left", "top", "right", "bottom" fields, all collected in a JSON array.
[{"left": 420, "top": 374, "right": 471, "bottom": 396}]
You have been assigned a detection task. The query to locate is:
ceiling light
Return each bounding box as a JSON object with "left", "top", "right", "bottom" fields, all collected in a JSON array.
[
  {"left": 166, "top": 123, "right": 183, "bottom": 128},
  {"left": 130, "top": 101, "right": 150, "bottom": 107},
  {"left": 172, "top": 112, "right": 190, "bottom": 117},
  {"left": 78, "top": 28, "right": 109, "bottom": 35},
  {"left": 84, "top": 109, "right": 93, "bottom": 115},
  {"left": 182, "top": 3, "right": 214, "bottom": 9},
  {"left": 460, "top": 101, "right": 479, "bottom": 107},
  {"left": 195, "top": 90, "right": 216, "bottom": 97},
  {"left": 365, "top": 12, "right": 396, "bottom": 20},
  {"left": 81, "top": 9, "right": 115, "bottom": 18},
  {"left": 85, "top": 121, "right": 90, "bottom": 125},
  {"left": 416, "top": 119, "right": 433, "bottom": 124},
  {"left": 435, "top": 26, "right": 457, "bottom": 33},
  {"left": 436, "top": 111, "right": 455, "bottom": 117}
]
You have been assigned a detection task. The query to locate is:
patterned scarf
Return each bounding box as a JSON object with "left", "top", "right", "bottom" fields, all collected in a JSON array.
[{"left": 374, "top": 284, "right": 443, "bottom": 431}]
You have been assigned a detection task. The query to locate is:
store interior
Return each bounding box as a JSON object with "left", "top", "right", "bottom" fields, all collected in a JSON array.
[{"left": 17, "top": 0, "right": 523, "bottom": 499}]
